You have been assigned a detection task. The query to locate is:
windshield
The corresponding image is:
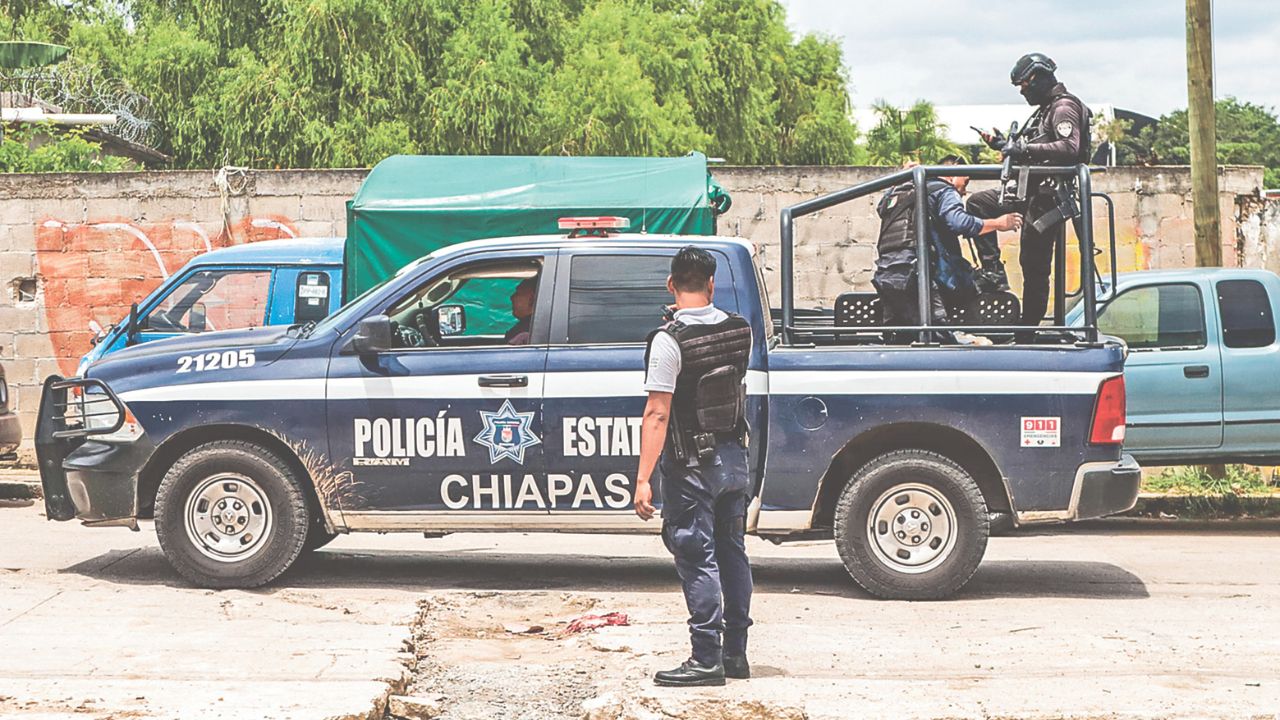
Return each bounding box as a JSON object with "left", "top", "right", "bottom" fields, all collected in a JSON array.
[{"left": 305, "top": 256, "right": 434, "bottom": 337}]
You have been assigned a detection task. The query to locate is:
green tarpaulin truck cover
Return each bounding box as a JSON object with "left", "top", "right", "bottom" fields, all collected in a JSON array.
[{"left": 344, "top": 153, "right": 726, "bottom": 299}]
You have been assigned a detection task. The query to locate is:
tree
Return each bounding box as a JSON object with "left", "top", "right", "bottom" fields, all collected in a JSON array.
[
  {"left": 865, "top": 100, "right": 964, "bottom": 166},
  {"left": 1136, "top": 98, "right": 1280, "bottom": 187},
  {"left": 0, "top": 123, "right": 128, "bottom": 172},
  {"left": 777, "top": 34, "right": 862, "bottom": 164},
  {"left": 3, "top": 0, "right": 864, "bottom": 169},
  {"left": 423, "top": 0, "right": 542, "bottom": 155}
]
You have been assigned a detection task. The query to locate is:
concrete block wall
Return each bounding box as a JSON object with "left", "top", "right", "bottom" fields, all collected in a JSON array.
[{"left": 0, "top": 164, "right": 1272, "bottom": 461}]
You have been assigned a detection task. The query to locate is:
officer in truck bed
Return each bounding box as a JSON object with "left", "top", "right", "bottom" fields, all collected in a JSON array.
[
  {"left": 969, "top": 52, "right": 1091, "bottom": 327},
  {"left": 633, "top": 246, "right": 754, "bottom": 687}
]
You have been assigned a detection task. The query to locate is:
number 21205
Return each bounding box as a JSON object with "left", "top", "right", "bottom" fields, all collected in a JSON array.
[{"left": 176, "top": 350, "right": 256, "bottom": 373}]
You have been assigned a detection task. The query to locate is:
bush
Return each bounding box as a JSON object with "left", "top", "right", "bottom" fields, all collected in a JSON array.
[{"left": 0, "top": 122, "right": 129, "bottom": 173}]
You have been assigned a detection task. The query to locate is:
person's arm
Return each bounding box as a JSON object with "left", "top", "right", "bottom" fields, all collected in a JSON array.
[
  {"left": 936, "top": 186, "right": 1023, "bottom": 237},
  {"left": 633, "top": 391, "right": 671, "bottom": 520},
  {"left": 636, "top": 330, "right": 681, "bottom": 520}
]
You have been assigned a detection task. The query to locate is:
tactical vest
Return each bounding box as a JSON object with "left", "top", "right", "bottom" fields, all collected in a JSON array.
[
  {"left": 645, "top": 313, "right": 752, "bottom": 463},
  {"left": 1025, "top": 89, "right": 1092, "bottom": 164},
  {"left": 876, "top": 179, "right": 951, "bottom": 258}
]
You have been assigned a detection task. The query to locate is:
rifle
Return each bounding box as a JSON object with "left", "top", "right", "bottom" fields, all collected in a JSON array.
[{"left": 998, "top": 121, "right": 1031, "bottom": 204}]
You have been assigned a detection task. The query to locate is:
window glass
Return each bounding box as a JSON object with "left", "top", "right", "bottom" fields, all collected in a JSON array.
[
  {"left": 754, "top": 261, "right": 775, "bottom": 342},
  {"left": 383, "top": 259, "right": 541, "bottom": 349},
  {"left": 567, "top": 255, "right": 674, "bottom": 344},
  {"left": 294, "top": 272, "right": 332, "bottom": 324},
  {"left": 1097, "top": 284, "right": 1205, "bottom": 350},
  {"left": 1217, "top": 279, "right": 1276, "bottom": 348},
  {"left": 144, "top": 269, "right": 271, "bottom": 333}
]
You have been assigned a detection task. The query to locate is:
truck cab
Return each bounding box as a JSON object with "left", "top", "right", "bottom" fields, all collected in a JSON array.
[
  {"left": 78, "top": 238, "right": 344, "bottom": 375},
  {"left": 1069, "top": 268, "right": 1280, "bottom": 465}
]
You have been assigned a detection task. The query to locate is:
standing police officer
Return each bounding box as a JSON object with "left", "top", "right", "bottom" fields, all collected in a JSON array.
[
  {"left": 968, "top": 52, "right": 1091, "bottom": 326},
  {"left": 634, "top": 246, "right": 754, "bottom": 687}
]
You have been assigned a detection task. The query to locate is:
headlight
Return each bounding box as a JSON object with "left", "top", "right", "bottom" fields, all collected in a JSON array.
[{"left": 77, "top": 389, "right": 144, "bottom": 443}]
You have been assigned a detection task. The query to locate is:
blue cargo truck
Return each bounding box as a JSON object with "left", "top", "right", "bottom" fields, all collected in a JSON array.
[
  {"left": 36, "top": 165, "right": 1140, "bottom": 600},
  {"left": 79, "top": 154, "right": 726, "bottom": 373}
]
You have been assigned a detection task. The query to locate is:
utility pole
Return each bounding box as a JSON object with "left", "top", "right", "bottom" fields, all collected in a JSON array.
[
  {"left": 1187, "top": 0, "right": 1225, "bottom": 480},
  {"left": 1187, "top": 0, "right": 1221, "bottom": 267}
]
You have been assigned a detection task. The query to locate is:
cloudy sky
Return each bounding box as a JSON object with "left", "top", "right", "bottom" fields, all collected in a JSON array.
[{"left": 778, "top": 0, "right": 1280, "bottom": 118}]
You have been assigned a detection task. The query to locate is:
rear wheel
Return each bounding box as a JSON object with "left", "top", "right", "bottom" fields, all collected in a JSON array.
[
  {"left": 154, "top": 440, "right": 309, "bottom": 588},
  {"left": 834, "top": 449, "right": 988, "bottom": 600}
]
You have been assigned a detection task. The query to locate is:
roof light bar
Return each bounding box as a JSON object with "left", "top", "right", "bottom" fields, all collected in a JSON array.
[{"left": 558, "top": 216, "right": 631, "bottom": 230}]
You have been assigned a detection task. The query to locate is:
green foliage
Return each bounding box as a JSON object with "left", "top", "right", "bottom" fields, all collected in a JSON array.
[
  {"left": 0, "top": 123, "right": 129, "bottom": 172},
  {"left": 865, "top": 100, "right": 964, "bottom": 166},
  {"left": 1144, "top": 464, "right": 1277, "bottom": 496},
  {"left": 1132, "top": 98, "right": 1280, "bottom": 188},
  {"left": 3, "top": 0, "right": 863, "bottom": 168}
]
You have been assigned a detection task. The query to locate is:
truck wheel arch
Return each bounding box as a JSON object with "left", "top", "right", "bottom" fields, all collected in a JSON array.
[
  {"left": 137, "top": 425, "right": 325, "bottom": 528},
  {"left": 811, "top": 423, "right": 1011, "bottom": 529}
]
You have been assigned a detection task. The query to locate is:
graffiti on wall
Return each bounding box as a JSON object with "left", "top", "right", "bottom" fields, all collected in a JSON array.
[{"left": 35, "top": 216, "right": 300, "bottom": 376}]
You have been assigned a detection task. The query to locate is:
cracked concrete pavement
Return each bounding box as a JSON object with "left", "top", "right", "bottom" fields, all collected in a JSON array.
[{"left": 1, "top": 494, "right": 1278, "bottom": 719}]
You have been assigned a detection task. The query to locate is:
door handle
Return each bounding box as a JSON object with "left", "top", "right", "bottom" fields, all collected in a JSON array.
[
  {"left": 478, "top": 374, "right": 528, "bottom": 388},
  {"left": 1183, "top": 365, "right": 1210, "bottom": 379}
]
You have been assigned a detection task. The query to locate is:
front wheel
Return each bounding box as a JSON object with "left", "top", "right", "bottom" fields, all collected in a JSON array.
[
  {"left": 834, "top": 449, "right": 989, "bottom": 600},
  {"left": 154, "top": 440, "right": 310, "bottom": 588}
]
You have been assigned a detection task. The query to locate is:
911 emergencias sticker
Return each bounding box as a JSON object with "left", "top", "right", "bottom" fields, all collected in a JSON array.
[{"left": 1021, "top": 417, "right": 1061, "bottom": 447}]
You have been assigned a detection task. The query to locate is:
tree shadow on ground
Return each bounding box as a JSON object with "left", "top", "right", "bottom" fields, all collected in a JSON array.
[{"left": 62, "top": 546, "right": 1149, "bottom": 600}]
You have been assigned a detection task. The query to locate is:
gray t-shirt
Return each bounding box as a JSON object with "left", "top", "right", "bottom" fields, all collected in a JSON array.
[{"left": 644, "top": 303, "right": 728, "bottom": 393}]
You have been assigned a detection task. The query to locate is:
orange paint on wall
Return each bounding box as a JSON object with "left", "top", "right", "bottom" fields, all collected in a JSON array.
[{"left": 34, "top": 216, "right": 299, "bottom": 376}]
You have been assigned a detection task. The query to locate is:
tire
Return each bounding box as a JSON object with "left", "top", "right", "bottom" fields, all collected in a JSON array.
[
  {"left": 154, "top": 440, "right": 310, "bottom": 588},
  {"left": 834, "top": 449, "right": 989, "bottom": 600}
]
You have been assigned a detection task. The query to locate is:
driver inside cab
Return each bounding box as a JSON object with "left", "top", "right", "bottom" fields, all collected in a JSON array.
[{"left": 505, "top": 277, "right": 536, "bottom": 345}]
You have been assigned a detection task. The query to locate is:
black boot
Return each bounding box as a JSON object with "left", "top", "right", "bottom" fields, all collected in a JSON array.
[
  {"left": 653, "top": 659, "right": 726, "bottom": 687},
  {"left": 723, "top": 654, "right": 750, "bottom": 679}
]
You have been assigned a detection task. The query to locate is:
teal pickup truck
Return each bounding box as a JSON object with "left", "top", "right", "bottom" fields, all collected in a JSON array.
[{"left": 1069, "top": 268, "right": 1280, "bottom": 465}]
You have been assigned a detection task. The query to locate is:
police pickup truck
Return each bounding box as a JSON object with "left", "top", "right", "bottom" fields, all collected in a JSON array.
[{"left": 36, "top": 168, "right": 1140, "bottom": 600}]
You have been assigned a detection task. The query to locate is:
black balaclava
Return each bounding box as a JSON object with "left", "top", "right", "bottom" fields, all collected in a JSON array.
[{"left": 1020, "top": 70, "right": 1058, "bottom": 106}]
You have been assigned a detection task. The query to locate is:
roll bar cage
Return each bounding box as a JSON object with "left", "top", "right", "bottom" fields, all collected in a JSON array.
[{"left": 777, "top": 164, "right": 1117, "bottom": 346}]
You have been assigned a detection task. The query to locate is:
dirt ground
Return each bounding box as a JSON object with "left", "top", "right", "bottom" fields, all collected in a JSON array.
[{"left": 3, "top": 494, "right": 1278, "bottom": 720}]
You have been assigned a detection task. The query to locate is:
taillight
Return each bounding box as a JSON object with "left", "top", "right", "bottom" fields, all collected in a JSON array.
[{"left": 1089, "top": 375, "right": 1126, "bottom": 445}]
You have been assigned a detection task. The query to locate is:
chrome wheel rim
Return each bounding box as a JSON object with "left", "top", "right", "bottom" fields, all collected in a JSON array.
[
  {"left": 866, "top": 482, "right": 957, "bottom": 575},
  {"left": 184, "top": 473, "right": 272, "bottom": 563}
]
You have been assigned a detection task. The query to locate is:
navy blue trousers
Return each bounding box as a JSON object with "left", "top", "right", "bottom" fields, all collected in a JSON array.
[{"left": 660, "top": 442, "right": 754, "bottom": 666}]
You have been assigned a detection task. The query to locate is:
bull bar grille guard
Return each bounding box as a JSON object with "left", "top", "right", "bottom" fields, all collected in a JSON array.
[
  {"left": 35, "top": 375, "right": 128, "bottom": 521},
  {"left": 42, "top": 376, "right": 127, "bottom": 439}
]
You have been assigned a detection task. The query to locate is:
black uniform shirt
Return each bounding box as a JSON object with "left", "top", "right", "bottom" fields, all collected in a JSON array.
[{"left": 1025, "top": 83, "right": 1089, "bottom": 165}]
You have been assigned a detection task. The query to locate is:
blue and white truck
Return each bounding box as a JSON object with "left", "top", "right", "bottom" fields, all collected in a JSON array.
[
  {"left": 79, "top": 238, "right": 345, "bottom": 375},
  {"left": 36, "top": 166, "right": 1140, "bottom": 600}
]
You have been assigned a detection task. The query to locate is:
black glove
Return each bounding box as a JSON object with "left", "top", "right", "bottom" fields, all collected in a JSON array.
[
  {"left": 1002, "top": 137, "right": 1029, "bottom": 160},
  {"left": 982, "top": 128, "right": 1006, "bottom": 151}
]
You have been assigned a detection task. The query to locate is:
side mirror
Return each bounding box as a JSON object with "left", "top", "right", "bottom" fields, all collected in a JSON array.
[
  {"left": 189, "top": 303, "right": 207, "bottom": 332},
  {"left": 125, "top": 303, "right": 139, "bottom": 346},
  {"left": 436, "top": 304, "right": 466, "bottom": 336},
  {"left": 344, "top": 314, "right": 393, "bottom": 355}
]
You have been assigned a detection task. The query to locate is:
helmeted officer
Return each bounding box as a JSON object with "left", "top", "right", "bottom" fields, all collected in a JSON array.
[
  {"left": 634, "top": 245, "right": 753, "bottom": 687},
  {"left": 967, "top": 52, "right": 1091, "bottom": 326}
]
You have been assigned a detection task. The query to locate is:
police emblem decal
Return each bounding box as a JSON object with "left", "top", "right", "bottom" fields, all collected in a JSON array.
[
  {"left": 474, "top": 399, "right": 541, "bottom": 464},
  {"left": 1056, "top": 121, "right": 1073, "bottom": 139}
]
